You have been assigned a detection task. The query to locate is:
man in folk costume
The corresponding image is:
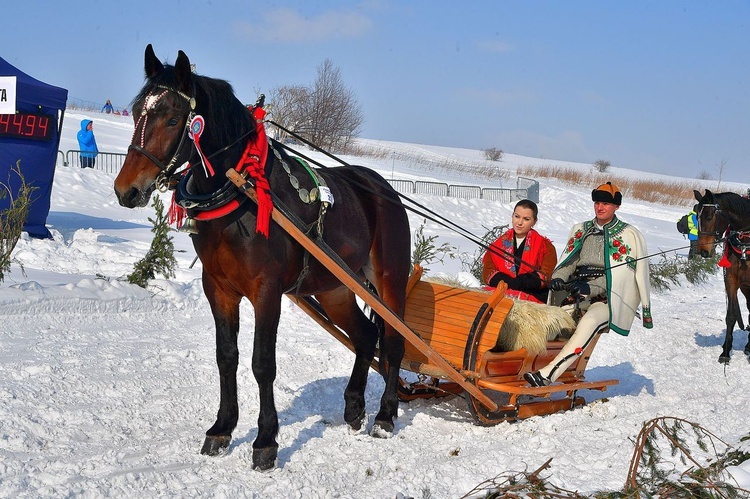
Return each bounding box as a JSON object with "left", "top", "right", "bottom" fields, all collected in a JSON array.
[{"left": 524, "top": 182, "right": 653, "bottom": 387}]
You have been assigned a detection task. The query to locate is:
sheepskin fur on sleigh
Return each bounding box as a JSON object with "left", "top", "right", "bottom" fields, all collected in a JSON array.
[{"left": 495, "top": 299, "right": 576, "bottom": 355}]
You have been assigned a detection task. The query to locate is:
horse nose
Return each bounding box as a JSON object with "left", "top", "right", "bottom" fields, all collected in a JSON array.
[
  {"left": 115, "top": 185, "right": 142, "bottom": 208},
  {"left": 700, "top": 249, "right": 710, "bottom": 258}
]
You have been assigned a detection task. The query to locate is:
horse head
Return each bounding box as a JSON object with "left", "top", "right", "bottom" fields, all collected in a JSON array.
[
  {"left": 115, "top": 45, "right": 250, "bottom": 208},
  {"left": 694, "top": 189, "right": 726, "bottom": 257}
]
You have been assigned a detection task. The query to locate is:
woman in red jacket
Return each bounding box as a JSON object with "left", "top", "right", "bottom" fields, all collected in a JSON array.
[{"left": 481, "top": 199, "right": 557, "bottom": 303}]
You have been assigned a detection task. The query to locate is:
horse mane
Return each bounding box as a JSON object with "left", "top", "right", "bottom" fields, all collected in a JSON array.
[
  {"left": 715, "top": 191, "right": 750, "bottom": 229},
  {"left": 135, "top": 64, "right": 254, "bottom": 152}
]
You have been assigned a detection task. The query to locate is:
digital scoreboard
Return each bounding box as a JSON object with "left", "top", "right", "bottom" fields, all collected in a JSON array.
[{"left": 0, "top": 112, "right": 54, "bottom": 141}]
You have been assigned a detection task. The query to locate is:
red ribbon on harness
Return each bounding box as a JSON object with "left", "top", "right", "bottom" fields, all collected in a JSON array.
[
  {"left": 167, "top": 106, "right": 271, "bottom": 236},
  {"left": 238, "top": 105, "right": 271, "bottom": 238},
  {"left": 189, "top": 115, "right": 216, "bottom": 178},
  {"left": 168, "top": 190, "right": 186, "bottom": 229}
]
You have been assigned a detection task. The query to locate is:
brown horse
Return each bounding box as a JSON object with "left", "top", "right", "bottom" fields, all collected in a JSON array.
[
  {"left": 114, "top": 45, "right": 411, "bottom": 470},
  {"left": 694, "top": 189, "right": 750, "bottom": 364}
]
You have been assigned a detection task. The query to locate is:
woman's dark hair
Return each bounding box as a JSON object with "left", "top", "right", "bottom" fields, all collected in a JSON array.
[{"left": 514, "top": 199, "right": 538, "bottom": 220}]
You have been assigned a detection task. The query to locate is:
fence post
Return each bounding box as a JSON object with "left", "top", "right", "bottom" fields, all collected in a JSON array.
[{"left": 517, "top": 176, "right": 539, "bottom": 203}]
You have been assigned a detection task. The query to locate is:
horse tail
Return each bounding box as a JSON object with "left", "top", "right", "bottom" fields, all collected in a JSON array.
[{"left": 361, "top": 280, "right": 388, "bottom": 374}]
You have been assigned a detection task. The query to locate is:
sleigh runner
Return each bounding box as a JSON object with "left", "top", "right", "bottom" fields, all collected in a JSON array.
[{"left": 227, "top": 169, "right": 618, "bottom": 426}]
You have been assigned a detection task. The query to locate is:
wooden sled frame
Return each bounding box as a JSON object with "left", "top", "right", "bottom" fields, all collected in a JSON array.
[{"left": 227, "top": 170, "right": 618, "bottom": 425}]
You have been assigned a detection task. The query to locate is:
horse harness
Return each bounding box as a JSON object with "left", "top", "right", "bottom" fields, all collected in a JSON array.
[
  {"left": 725, "top": 231, "right": 750, "bottom": 262},
  {"left": 130, "top": 84, "right": 334, "bottom": 291},
  {"left": 175, "top": 140, "right": 331, "bottom": 232}
]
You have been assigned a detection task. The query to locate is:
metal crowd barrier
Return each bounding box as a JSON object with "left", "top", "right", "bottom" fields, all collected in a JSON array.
[
  {"left": 387, "top": 179, "right": 538, "bottom": 204},
  {"left": 55, "top": 149, "right": 539, "bottom": 203},
  {"left": 61, "top": 150, "right": 127, "bottom": 174}
]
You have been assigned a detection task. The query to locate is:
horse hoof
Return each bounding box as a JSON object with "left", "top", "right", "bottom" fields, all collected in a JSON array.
[
  {"left": 201, "top": 435, "right": 231, "bottom": 456},
  {"left": 718, "top": 355, "right": 730, "bottom": 364},
  {"left": 252, "top": 445, "right": 278, "bottom": 471},
  {"left": 346, "top": 409, "right": 367, "bottom": 433},
  {"left": 370, "top": 420, "right": 394, "bottom": 439}
]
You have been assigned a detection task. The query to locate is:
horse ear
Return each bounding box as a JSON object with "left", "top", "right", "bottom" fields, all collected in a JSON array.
[
  {"left": 175, "top": 50, "right": 193, "bottom": 94},
  {"left": 144, "top": 44, "right": 164, "bottom": 79},
  {"left": 693, "top": 189, "right": 703, "bottom": 202}
]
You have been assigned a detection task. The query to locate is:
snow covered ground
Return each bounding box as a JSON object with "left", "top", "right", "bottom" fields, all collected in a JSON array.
[{"left": 1, "top": 112, "right": 749, "bottom": 497}]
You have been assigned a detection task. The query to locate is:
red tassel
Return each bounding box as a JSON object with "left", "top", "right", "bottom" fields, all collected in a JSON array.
[
  {"left": 237, "top": 107, "right": 272, "bottom": 238},
  {"left": 168, "top": 191, "right": 186, "bottom": 229},
  {"left": 718, "top": 251, "right": 731, "bottom": 268},
  {"left": 718, "top": 233, "right": 731, "bottom": 268}
]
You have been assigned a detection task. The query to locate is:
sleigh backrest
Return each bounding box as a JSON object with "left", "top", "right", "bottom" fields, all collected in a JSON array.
[{"left": 401, "top": 266, "right": 513, "bottom": 376}]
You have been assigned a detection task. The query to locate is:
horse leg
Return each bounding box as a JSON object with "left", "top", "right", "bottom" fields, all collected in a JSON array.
[
  {"left": 249, "top": 294, "right": 282, "bottom": 470},
  {"left": 742, "top": 286, "right": 750, "bottom": 358},
  {"left": 317, "top": 288, "right": 379, "bottom": 432},
  {"left": 720, "top": 296, "right": 741, "bottom": 364},
  {"left": 370, "top": 338, "right": 405, "bottom": 436},
  {"left": 201, "top": 289, "right": 241, "bottom": 456},
  {"left": 370, "top": 292, "right": 406, "bottom": 438},
  {"left": 366, "top": 215, "right": 409, "bottom": 437}
]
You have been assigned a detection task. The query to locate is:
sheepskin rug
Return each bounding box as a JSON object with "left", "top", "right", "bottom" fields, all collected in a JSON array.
[{"left": 495, "top": 299, "right": 576, "bottom": 355}]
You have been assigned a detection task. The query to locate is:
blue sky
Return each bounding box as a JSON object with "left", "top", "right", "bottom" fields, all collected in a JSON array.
[{"left": 3, "top": 1, "right": 748, "bottom": 183}]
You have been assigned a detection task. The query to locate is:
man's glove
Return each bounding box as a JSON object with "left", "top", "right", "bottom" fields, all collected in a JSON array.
[
  {"left": 567, "top": 281, "right": 590, "bottom": 296},
  {"left": 549, "top": 278, "right": 566, "bottom": 291}
]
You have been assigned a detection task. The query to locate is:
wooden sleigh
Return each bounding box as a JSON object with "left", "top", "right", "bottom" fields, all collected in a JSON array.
[
  {"left": 396, "top": 265, "right": 618, "bottom": 424},
  {"left": 227, "top": 170, "right": 619, "bottom": 426}
]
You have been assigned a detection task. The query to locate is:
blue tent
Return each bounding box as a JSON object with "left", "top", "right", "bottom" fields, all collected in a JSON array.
[{"left": 0, "top": 57, "right": 68, "bottom": 239}]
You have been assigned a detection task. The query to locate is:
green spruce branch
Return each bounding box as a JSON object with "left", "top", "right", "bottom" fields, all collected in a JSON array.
[{"left": 127, "top": 195, "right": 177, "bottom": 288}]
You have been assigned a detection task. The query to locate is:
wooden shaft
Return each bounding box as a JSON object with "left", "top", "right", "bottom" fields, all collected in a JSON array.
[{"left": 226, "top": 169, "right": 498, "bottom": 411}]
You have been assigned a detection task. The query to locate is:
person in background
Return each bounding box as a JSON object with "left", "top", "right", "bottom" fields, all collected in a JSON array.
[
  {"left": 77, "top": 119, "right": 99, "bottom": 169},
  {"left": 524, "top": 182, "right": 653, "bottom": 387},
  {"left": 686, "top": 204, "right": 699, "bottom": 259},
  {"left": 101, "top": 99, "right": 114, "bottom": 114},
  {"left": 121, "top": 108, "right": 129, "bottom": 117},
  {"left": 482, "top": 199, "right": 557, "bottom": 303}
]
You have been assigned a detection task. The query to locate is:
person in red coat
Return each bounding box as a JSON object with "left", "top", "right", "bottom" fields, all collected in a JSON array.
[{"left": 481, "top": 199, "right": 557, "bottom": 303}]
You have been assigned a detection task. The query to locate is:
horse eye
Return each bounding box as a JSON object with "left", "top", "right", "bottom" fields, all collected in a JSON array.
[{"left": 167, "top": 118, "right": 179, "bottom": 127}]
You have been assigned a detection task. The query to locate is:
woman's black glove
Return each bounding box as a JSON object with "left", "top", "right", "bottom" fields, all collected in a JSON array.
[
  {"left": 549, "top": 278, "right": 566, "bottom": 291},
  {"left": 506, "top": 273, "right": 542, "bottom": 290},
  {"left": 488, "top": 272, "right": 510, "bottom": 287}
]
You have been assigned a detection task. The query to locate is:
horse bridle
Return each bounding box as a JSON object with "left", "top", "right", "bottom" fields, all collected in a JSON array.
[
  {"left": 128, "top": 85, "right": 196, "bottom": 191},
  {"left": 129, "top": 84, "right": 258, "bottom": 193},
  {"left": 697, "top": 202, "right": 729, "bottom": 239}
]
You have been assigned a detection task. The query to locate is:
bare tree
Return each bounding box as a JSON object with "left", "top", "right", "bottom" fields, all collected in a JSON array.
[
  {"left": 593, "top": 159, "right": 611, "bottom": 173},
  {"left": 716, "top": 157, "right": 728, "bottom": 190},
  {"left": 268, "top": 59, "right": 363, "bottom": 151},
  {"left": 267, "top": 84, "right": 310, "bottom": 142}
]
